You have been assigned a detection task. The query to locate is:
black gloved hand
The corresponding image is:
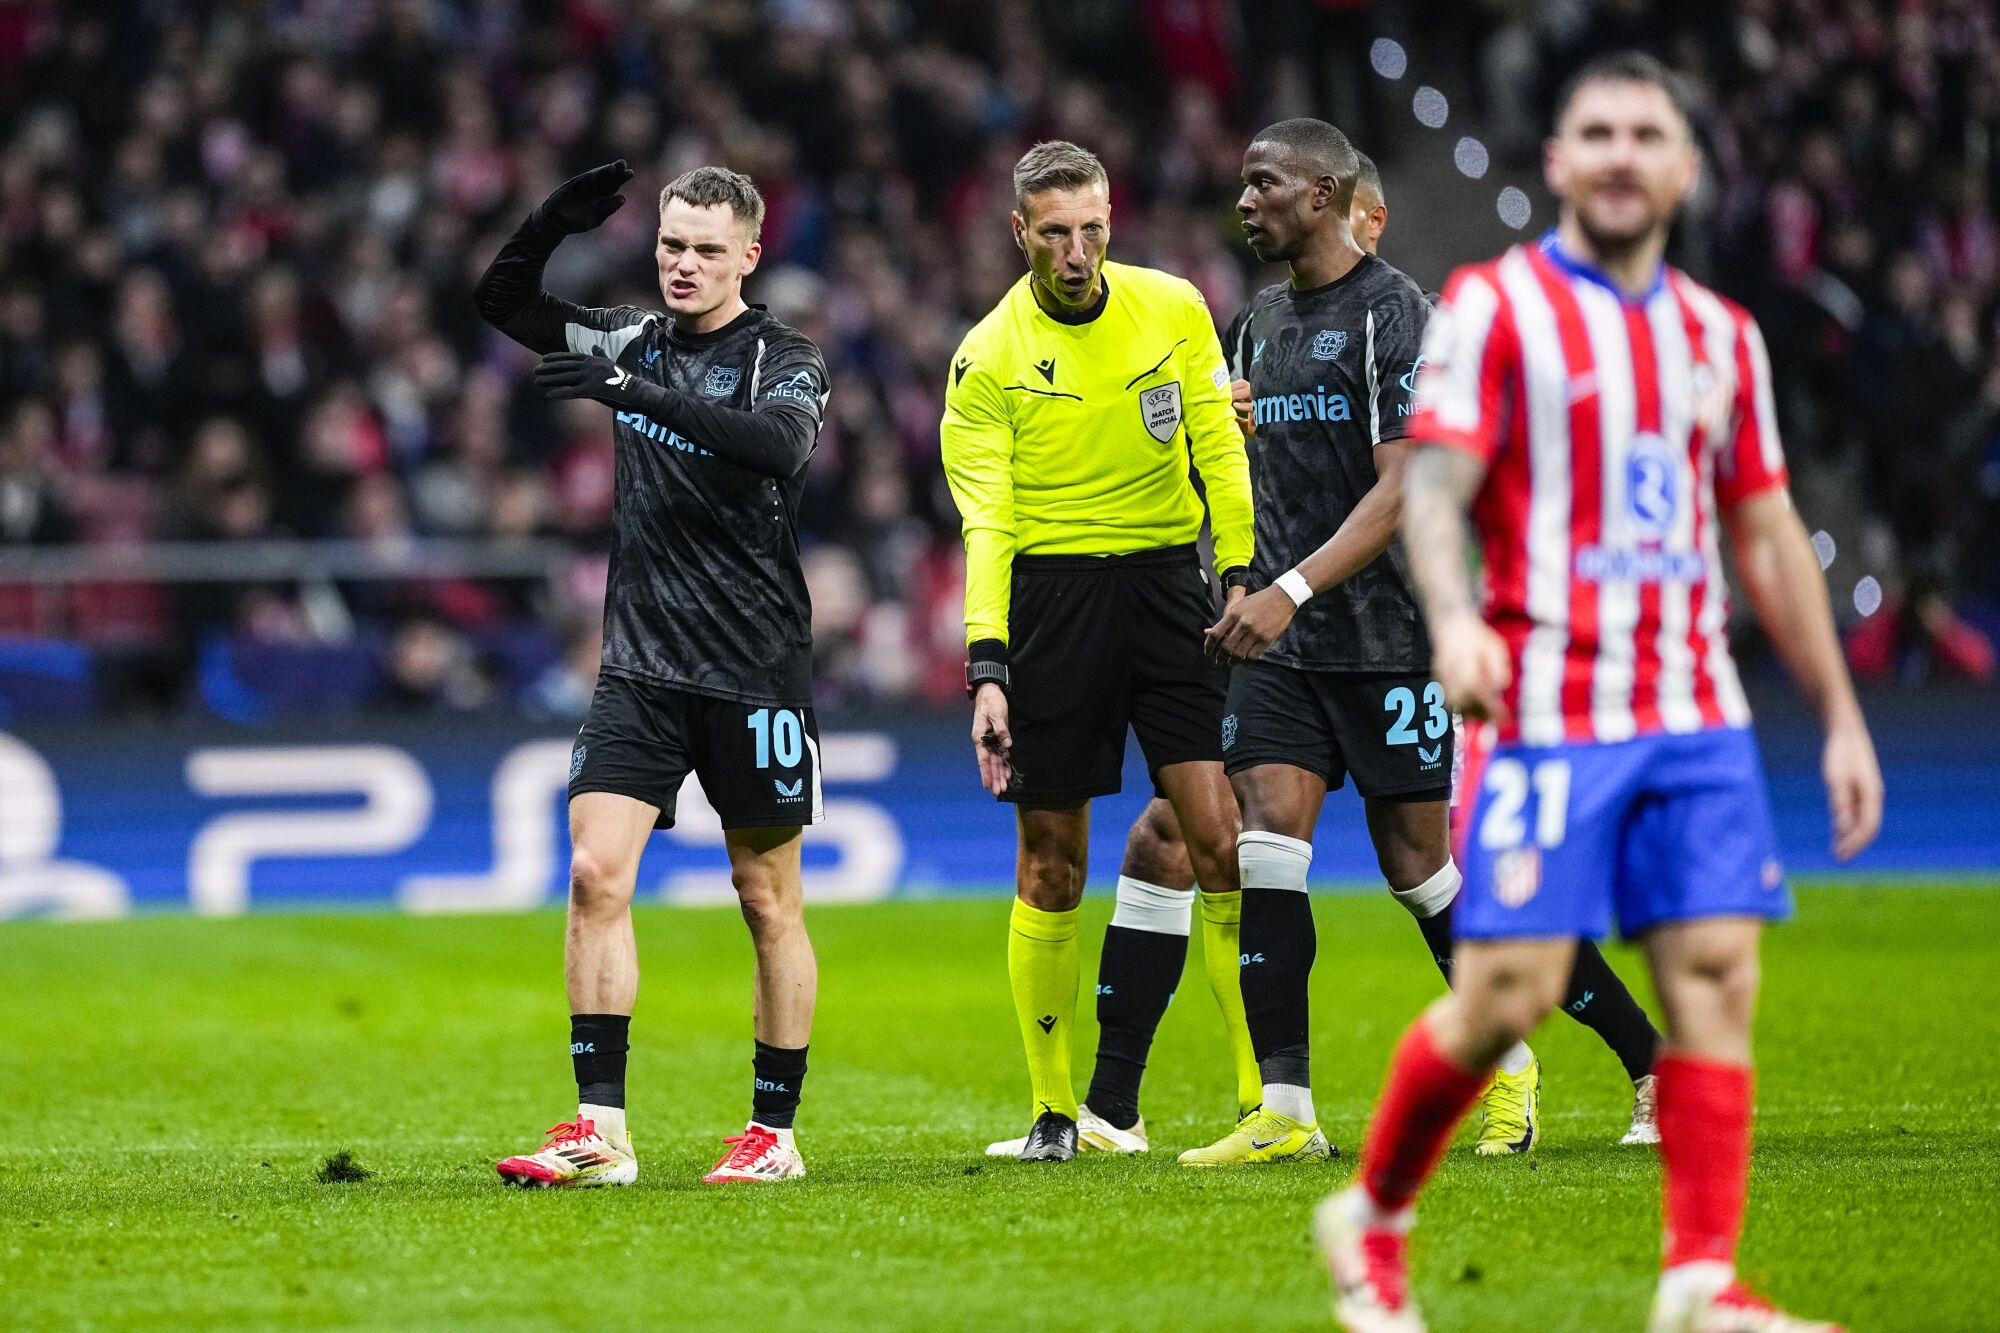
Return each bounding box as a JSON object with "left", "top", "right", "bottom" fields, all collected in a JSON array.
[
  {"left": 534, "top": 352, "right": 648, "bottom": 407},
  {"left": 531, "top": 160, "right": 635, "bottom": 235}
]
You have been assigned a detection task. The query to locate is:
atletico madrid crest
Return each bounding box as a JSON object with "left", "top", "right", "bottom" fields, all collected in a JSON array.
[{"left": 1493, "top": 847, "right": 1543, "bottom": 908}]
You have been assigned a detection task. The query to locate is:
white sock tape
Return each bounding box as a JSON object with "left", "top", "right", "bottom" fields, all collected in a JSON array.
[
  {"left": 1237, "top": 830, "right": 1313, "bottom": 893},
  {"left": 1109, "top": 876, "right": 1194, "bottom": 936},
  {"left": 1390, "top": 859, "right": 1462, "bottom": 918}
]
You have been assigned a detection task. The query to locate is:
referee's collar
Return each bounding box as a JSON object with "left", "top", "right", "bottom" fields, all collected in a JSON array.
[
  {"left": 1029, "top": 273, "right": 1111, "bottom": 326},
  {"left": 1536, "top": 230, "right": 1665, "bottom": 305}
]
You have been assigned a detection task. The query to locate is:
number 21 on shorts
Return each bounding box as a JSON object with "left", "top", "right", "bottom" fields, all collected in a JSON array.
[
  {"left": 746, "top": 708, "right": 805, "bottom": 770},
  {"left": 1478, "top": 757, "right": 1572, "bottom": 851}
]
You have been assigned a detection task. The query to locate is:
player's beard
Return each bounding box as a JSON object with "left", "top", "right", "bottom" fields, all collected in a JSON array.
[{"left": 1572, "top": 195, "right": 1672, "bottom": 269}]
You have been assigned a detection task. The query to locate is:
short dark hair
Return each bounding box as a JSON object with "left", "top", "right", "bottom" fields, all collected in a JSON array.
[
  {"left": 1353, "top": 151, "right": 1383, "bottom": 208},
  {"left": 1553, "top": 50, "right": 1695, "bottom": 134},
  {"left": 659, "top": 166, "right": 765, "bottom": 239},
  {"left": 1250, "top": 117, "right": 1362, "bottom": 212},
  {"left": 1013, "top": 141, "right": 1109, "bottom": 214}
]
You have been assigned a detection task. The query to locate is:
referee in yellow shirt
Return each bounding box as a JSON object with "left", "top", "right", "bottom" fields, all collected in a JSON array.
[{"left": 942, "top": 141, "right": 1260, "bottom": 1162}]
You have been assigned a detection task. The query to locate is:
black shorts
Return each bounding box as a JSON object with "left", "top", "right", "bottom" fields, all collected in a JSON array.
[
  {"left": 568, "top": 672, "right": 822, "bottom": 830},
  {"left": 1222, "top": 660, "right": 1452, "bottom": 801},
  {"left": 1004, "top": 544, "right": 1226, "bottom": 805}
]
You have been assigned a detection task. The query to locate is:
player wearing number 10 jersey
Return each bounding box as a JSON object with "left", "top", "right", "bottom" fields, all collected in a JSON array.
[
  {"left": 1318, "top": 54, "right": 1883, "bottom": 1333},
  {"left": 476, "top": 162, "right": 831, "bottom": 1189}
]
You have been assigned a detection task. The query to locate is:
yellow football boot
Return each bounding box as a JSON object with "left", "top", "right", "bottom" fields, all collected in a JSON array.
[
  {"left": 1472, "top": 1057, "right": 1541, "bottom": 1155},
  {"left": 1176, "top": 1108, "right": 1335, "bottom": 1166}
]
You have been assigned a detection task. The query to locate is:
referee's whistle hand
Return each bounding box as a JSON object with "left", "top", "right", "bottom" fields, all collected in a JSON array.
[
  {"left": 1205, "top": 586, "right": 1291, "bottom": 665},
  {"left": 970, "top": 685, "right": 1014, "bottom": 796}
]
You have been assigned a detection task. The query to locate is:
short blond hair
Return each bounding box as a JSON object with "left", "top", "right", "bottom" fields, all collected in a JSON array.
[
  {"left": 1012, "top": 141, "right": 1108, "bottom": 215},
  {"left": 658, "top": 166, "right": 765, "bottom": 239}
]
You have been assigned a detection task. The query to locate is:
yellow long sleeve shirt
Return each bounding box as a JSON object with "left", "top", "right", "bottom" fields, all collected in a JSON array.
[{"left": 939, "top": 261, "right": 1254, "bottom": 646}]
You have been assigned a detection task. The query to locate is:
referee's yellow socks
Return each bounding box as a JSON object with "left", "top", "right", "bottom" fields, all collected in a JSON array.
[
  {"left": 1199, "top": 888, "right": 1263, "bottom": 1118},
  {"left": 1008, "top": 897, "right": 1080, "bottom": 1120}
]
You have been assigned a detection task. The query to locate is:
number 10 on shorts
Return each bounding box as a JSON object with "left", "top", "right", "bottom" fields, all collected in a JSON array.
[
  {"left": 1478, "top": 757, "right": 1572, "bottom": 851},
  {"left": 746, "top": 708, "right": 805, "bottom": 770}
]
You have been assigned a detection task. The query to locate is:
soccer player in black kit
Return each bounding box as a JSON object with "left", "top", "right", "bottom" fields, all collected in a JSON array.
[
  {"left": 1177, "top": 121, "right": 1663, "bottom": 1163},
  {"left": 476, "top": 161, "right": 829, "bottom": 1186}
]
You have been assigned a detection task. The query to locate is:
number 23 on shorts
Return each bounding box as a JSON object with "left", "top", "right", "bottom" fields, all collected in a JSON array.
[{"left": 1383, "top": 682, "right": 1450, "bottom": 746}]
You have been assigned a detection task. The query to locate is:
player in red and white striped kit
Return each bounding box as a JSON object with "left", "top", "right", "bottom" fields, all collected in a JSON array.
[{"left": 1315, "top": 53, "right": 1884, "bottom": 1333}]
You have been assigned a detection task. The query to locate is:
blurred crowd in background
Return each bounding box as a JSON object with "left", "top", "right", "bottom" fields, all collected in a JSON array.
[{"left": 0, "top": 0, "right": 1995, "bottom": 722}]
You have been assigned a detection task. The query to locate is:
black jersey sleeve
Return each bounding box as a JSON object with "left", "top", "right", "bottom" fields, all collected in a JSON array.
[
  {"left": 474, "top": 213, "right": 654, "bottom": 357},
  {"left": 613, "top": 330, "right": 826, "bottom": 479},
  {"left": 1366, "top": 282, "right": 1430, "bottom": 446},
  {"left": 1222, "top": 306, "right": 1253, "bottom": 379}
]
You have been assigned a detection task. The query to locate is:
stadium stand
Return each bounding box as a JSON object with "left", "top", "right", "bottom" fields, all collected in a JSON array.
[{"left": 0, "top": 0, "right": 1994, "bottom": 718}]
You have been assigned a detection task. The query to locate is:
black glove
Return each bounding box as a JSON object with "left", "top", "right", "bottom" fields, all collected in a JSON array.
[
  {"left": 535, "top": 352, "right": 647, "bottom": 406},
  {"left": 530, "top": 160, "right": 635, "bottom": 236}
]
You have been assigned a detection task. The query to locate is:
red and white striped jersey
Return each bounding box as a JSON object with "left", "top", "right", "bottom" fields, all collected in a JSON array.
[{"left": 1409, "top": 234, "right": 1788, "bottom": 746}]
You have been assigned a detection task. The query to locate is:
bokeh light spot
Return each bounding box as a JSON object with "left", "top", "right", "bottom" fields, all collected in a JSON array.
[
  {"left": 1454, "top": 137, "right": 1489, "bottom": 179},
  {"left": 1413, "top": 86, "right": 1449, "bottom": 129}
]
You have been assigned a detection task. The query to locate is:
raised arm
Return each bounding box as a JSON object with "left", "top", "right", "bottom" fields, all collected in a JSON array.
[
  {"left": 474, "top": 161, "right": 636, "bottom": 354},
  {"left": 534, "top": 336, "right": 827, "bottom": 480}
]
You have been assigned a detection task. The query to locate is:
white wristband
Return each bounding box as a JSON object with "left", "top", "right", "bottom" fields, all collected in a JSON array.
[{"left": 1275, "top": 569, "right": 1314, "bottom": 607}]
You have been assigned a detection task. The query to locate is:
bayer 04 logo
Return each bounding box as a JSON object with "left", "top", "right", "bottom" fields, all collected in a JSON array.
[{"left": 1623, "top": 432, "right": 1680, "bottom": 540}]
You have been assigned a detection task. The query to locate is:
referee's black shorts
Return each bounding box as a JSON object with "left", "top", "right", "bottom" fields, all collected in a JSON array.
[{"left": 1002, "top": 543, "right": 1225, "bottom": 805}]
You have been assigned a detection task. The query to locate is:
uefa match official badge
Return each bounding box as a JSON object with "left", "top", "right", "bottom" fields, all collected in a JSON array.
[{"left": 1140, "top": 381, "right": 1183, "bottom": 442}]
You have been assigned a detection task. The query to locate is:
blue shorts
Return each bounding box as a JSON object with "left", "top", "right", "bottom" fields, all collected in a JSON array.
[{"left": 1453, "top": 726, "right": 1790, "bottom": 941}]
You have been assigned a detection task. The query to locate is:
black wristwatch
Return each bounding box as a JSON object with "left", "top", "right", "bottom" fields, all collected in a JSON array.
[
  {"left": 965, "top": 638, "right": 1009, "bottom": 699},
  {"left": 1222, "top": 565, "right": 1252, "bottom": 592}
]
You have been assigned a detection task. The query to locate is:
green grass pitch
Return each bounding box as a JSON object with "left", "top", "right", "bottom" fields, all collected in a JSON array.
[{"left": 3, "top": 884, "right": 1996, "bottom": 1331}]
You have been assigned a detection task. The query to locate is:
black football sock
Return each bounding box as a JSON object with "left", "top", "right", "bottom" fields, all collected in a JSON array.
[
  {"left": 1387, "top": 858, "right": 1464, "bottom": 986},
  {"left": 1560, "top": 941, "right": 1662, "bottom": 1083},
  {"left": 1237, "top": 885, "right": 1317, "bottom": 1088},
  {"left": 1085, "top": 912, "right": 1189, "bottom": 1131},
  {"left": 751, "top": 1040, "right": 809, "bottom": 1128},
  {"left": 1238, "top": 833, "right": 1318, "bottom": 1101},
  {"left": 1414, "top": 901, "right": 1457, "bottom": 984},
  {"left": 570, "top": 1013, "right": 630, "bottom": 1109}
]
